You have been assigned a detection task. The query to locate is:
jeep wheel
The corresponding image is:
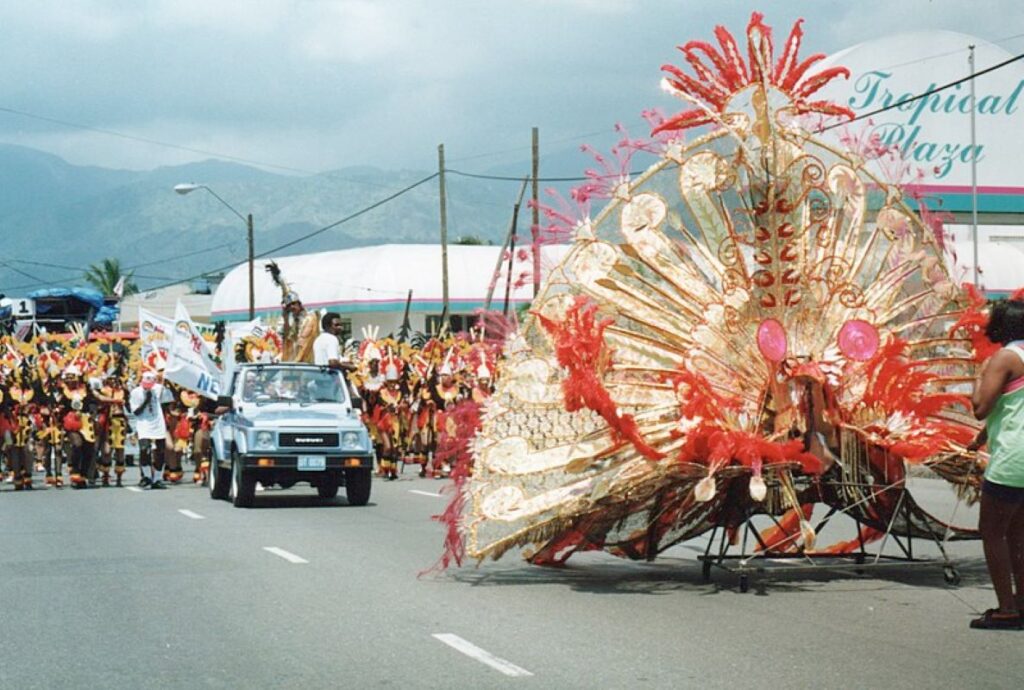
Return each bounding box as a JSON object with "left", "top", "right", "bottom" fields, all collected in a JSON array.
[
  {"left": 209, "top": 452, "right": 230, "bottom": 500},
  {"left": 230, "top": 451, "right": 256, "bottom": 508},
  {"left": 344, "top": 467, "right": 371, "bottom": 506},
  {"left": 317, "top": 476, "right": 339, "bottom": 499}
]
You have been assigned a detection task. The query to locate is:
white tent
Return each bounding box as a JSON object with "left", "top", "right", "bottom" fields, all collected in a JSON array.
[{"left": 210, "top": 243, "right": 571, "bottom": 336}]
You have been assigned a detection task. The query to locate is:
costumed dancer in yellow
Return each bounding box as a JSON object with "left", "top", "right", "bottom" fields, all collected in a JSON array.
[
  {"left": 8, "top": 371, "right": 36, "bottom": 490},
  {"left": 266, "top": 261, "right": 319, "bottom": 363},
  {"left": 96, "top": 371, "right": 129, "bottom": 487}
]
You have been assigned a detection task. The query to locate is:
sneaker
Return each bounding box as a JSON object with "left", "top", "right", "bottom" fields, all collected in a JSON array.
[
  {"left": 139, "top": 477, "right": 152, "bottom": 488},
  {"left": 150, "top": 480, "right": 167, "bottom": 490}
]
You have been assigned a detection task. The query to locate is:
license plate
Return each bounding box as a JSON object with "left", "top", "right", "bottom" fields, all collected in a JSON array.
[{"left": 297, "top": 456, "right": 326, "bottom": 471}]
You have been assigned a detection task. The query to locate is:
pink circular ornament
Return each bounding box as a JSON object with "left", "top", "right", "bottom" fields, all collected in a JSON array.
[
  {"left": 838, "top": 319, "right": 880, "bottom": 361},
  {"left": 756, "top": 318, "right": 788, "bottom": 362}
]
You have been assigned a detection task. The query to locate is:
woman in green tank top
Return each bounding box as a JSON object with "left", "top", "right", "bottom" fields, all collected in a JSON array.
[{"left": 969, "top": 298, "right": 1024, "bottom": 630}]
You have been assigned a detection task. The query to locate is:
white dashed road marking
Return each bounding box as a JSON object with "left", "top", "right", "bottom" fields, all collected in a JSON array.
[
  {"left": 126, "top": 487, "right": 144, "bottom": 493},
  {"left": 263, "top": 547, "right": 309, "bottom": 564},
  {"left": 409, "top": 489, "right": 443, "bottom": 498},
  {"left": 178, "top": 509, "right": 205, "bottom": 520},
  {"left": 432, "top": 634, "right": 533, "bottom": 677}
]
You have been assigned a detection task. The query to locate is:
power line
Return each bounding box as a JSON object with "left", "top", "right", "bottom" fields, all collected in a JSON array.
[
  {"left": 254, "top": 172, "right": 441, "bottom": 258},
  {"left": 820, "top": 49, "right": 1024, "bottom": 132},
  {"left": 138, "top": 172, "right": 442, "bottom": 293}
]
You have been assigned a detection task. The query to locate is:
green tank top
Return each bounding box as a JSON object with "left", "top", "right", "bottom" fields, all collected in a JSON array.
[{"left": 984, "top": 343, "right": 1024, "bottom": 488}]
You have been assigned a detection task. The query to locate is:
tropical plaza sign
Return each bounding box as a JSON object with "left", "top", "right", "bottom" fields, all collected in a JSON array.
[{"left": 818, "top": 30, "right": 1024, "bottom": 219}]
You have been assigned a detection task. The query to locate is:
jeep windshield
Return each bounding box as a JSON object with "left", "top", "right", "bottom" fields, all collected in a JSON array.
[{"left": 240, "top": 367, "right": 348, "bottom": 405}]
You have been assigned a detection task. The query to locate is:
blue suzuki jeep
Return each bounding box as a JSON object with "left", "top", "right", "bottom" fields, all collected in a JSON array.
[{"left": 210, "top": 363, "right": 374, "bottom": 507}]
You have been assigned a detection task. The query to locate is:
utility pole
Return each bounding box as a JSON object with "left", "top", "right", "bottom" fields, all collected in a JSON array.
[
  {"left": 247, "top": 213, "right": 255, "bottom": 320},
  {"left": 968, "top": 45, "right": 980, "bottom": 288},
  {"left": 438, "top": 144, "right": 450, "bottom": 330},
  {"left": 484, "top": 178, "right": 528, "bottom": 311},
  {"left": 531, "top": 127, "right": 540, "bottom": 297}
]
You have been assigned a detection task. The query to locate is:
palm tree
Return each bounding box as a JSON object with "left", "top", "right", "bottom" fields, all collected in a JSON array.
[{"left": 83, "top": 258, "right": 138, "bottom": 297}]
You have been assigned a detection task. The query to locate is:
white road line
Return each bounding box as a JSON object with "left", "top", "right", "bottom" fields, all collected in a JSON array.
[
  {"left": 126, "top": 487, "right": 144, "bottom": 493},
  {"left": 431, "top": 633, "right": 533, "bottom": 677},
  {"left": 263, "top": 546, "right": 309, "bottom": 564},
  {"left": 409, "top": 489, "right": 443, "bottom": 498},
  {"left": 178, "top": 509, "right": 205, "bottom": 520}
]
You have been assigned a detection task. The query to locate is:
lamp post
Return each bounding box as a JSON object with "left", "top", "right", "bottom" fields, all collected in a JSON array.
[{"left": 174, "top": 183, "right": 255, "bottom": 319}]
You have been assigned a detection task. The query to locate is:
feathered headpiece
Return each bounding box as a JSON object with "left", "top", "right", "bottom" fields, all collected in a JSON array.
[{"left": 265, "top": 261, "right": 301, "bottom": 307}]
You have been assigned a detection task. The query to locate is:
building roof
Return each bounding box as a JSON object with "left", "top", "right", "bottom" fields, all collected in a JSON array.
[
  {"left": 211, "top": 243, "right": 570, "bottom": 320},
  {"left": 120, "top": 282, "right": 213, "bottom": 325}
]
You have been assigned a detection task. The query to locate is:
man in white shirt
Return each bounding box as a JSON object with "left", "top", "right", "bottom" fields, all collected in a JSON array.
[
  {"left": 313, "top": 312, "right": 345, "bottom": 368},
  {"left": 313, "top": 312, "right": 361, "bottom": 407},
  {"left": 128, "top": 371, "right": 172, "bottom": 489}
]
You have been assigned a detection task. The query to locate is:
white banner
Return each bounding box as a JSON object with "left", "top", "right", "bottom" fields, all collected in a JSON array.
[
  {"left": 164, "top": 302, "right": 223, "bottom": 399},
  {"left": 137, "top": 306, "right": 173, "bottom": 367}
]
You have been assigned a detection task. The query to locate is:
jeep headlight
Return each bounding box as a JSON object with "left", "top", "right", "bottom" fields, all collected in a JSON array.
[
  {"left": 255, "top": 431, "right": 275, "bottom": 450},
  {"left": 342, "top": 431, "right": 362, "bottom": 450}
]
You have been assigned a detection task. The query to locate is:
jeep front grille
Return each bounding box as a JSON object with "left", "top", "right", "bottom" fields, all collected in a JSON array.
[{"left": 278, "top": 433, "right": 339, "bottom": 448}]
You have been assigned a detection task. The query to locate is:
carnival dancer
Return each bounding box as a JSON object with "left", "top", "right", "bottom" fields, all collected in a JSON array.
[
  {"left": 188, "top": 395, "right": 215, "bottom": 485},
  {"left": 95, "top": 372, "right": 128, "bottom": 487},
  {"left": 8, "top": 372, "right": 35, "bottom": 490},
  {"left": 428, "top": 354, "right": 465, "bottom": 479},
  {"left": 371, "top": 357, "right": 405, "bottom": 481},
  {"left": 60, "top": 365, "right": 96, "bottom": 489},
  {"left": 163, "top": 393, "right": 188, "bottom": 483},
  {"left": 35, "top": 402, "right": 64, "bottom": 487},
  {"left": 129, "top": 371, "right": 172, "bottom": 489}
]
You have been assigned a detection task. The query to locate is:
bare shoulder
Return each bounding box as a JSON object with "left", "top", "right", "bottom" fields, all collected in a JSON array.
[{"left": 991, "top": 347, "right": 1024, "bottom": 374}]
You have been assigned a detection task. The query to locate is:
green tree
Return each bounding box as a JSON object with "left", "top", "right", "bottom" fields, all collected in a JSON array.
[{"left": 83, "top": 258, "right": 138, "bottom": 297}]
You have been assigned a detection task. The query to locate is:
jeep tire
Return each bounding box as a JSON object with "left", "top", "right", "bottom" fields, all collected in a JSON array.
[
  {"left": 209, "top": 452, "right": 230, "bottom": 500},
  {"left": 230, "top": 450, "right": 256, "bottom": 508},
  {"left": 344, "top": 467, "right": 371, "bottom": 506}
]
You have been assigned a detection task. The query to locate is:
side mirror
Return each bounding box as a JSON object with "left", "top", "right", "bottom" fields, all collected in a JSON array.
[{"left": 351, "top": 396, "right": 364, "bottom": 412}]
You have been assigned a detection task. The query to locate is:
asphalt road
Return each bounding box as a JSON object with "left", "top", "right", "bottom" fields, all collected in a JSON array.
[{"left": 0, "top": 470, "right": 1020, "bottom": 690}]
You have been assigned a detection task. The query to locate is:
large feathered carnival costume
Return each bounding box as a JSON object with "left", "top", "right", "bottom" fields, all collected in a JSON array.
[{"left": 438, "top": 13, "right": 1008, "bottom": 569}]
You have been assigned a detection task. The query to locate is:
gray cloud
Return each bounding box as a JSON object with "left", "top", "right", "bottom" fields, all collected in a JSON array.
[{"left": 0, "top": 0, "right": 1016, "bottom": 173}]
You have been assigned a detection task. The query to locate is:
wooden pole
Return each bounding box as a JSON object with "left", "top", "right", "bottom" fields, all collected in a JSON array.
[
  {"left": 399, "top": 288, "right": 413, "bottom": 341},
  {"left": 531, "top": 127, "right": 540, "bottom": 297},
  {"left": 438, "top": 144, "right": 450, "bottom": 330},
  {"left": 484, "top": 178, "right": 528, "bottom": 311},
  {"left": 502, "top": 217, "right": 518, "bottom": 318}
]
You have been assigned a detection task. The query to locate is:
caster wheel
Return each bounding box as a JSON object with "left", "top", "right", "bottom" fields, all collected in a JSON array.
[{"left": 943, "top": 565, "right": 961, "bottom": 586}]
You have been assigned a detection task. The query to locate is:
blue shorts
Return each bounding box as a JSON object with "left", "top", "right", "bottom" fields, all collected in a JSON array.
[{"left": 982, "top": 479, "right": 1024, "bottom": 503}]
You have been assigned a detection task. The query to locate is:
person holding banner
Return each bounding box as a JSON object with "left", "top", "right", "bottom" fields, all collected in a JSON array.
[{"left": 129, "top": 371, "right": 172, "bottom": 489}]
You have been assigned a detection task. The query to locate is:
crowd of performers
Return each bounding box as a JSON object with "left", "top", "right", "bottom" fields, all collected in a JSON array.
[
  {"left": 347, "top": 327, "right": 498, "bottom": 480},
  {"left": 0, "top": 334, "right": 214, "bottom": 491},
  {"left": 0, "top": 320, "right": 501, "bottom": 491}
]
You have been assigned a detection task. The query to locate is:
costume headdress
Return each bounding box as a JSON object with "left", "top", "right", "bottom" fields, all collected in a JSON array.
[
  {"left": 437, "top": 13, "right": 997, "bottom": 571},
  {"left": 265, "top": 261, "right": 301, "bottom": 307}
]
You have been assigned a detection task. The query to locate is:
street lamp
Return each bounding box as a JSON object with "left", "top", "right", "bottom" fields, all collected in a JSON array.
[{"left": 174, "top": 183, "right": 255, "bottom": 319}]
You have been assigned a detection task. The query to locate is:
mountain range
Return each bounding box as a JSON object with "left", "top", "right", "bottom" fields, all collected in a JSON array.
[{"left": 0, "top": 141, "right": 625, "bottom": 298}]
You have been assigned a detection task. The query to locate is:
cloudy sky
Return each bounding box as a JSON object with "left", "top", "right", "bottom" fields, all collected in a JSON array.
[{"left": 0, "top": 0, "right": 1019, "bottom": 174}]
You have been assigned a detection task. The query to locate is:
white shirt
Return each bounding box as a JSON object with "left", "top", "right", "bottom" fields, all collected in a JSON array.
[
  {"left": 129, "top": 384, "right": 172, "bottom": 440},
  {"left": 313, "top": 332, "right": 341, "bottom": 366}
]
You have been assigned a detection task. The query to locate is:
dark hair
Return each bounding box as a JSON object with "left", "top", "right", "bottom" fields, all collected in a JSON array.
[
  {"left": 985, "top": 299, "right": 1024, "bottom": 345},
  {"left": 321, "top": 311, "right": 341, "bottom": 331}
]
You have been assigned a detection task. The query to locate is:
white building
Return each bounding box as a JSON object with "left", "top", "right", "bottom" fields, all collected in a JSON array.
[{"left": 210, "top": 243, "right": 570, "bottom": 338}]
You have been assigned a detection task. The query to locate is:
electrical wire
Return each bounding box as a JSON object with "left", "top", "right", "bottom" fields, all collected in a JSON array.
[{"left": 132, "top": 172, "right": 443, "bottom": 293}]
